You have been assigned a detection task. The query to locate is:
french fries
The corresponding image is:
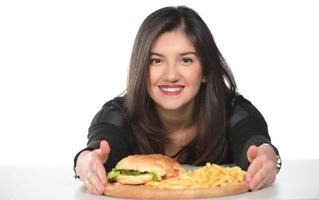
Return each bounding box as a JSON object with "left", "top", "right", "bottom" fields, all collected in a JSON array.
[{"left": 146, "top": 163, "right": 246, "bottom": 189}]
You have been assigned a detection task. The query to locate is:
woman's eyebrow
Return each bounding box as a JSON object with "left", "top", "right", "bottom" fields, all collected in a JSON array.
[
  {"left": 150, "top": 52, "right": 164, "bottom": 57},
  {"left": 180, "top": 52, "right": 197, "bottom": 56},
  {"left": 150, "top": 52, "right": 197, "bottom": 57}
]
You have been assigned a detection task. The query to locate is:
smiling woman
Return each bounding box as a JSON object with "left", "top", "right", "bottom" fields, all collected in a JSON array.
[
  {"left": 148, "top": 31, "right": 204, "bottom": 112},
  {"left": 73, "top": 6, "right": 281, "bottom": 195}
]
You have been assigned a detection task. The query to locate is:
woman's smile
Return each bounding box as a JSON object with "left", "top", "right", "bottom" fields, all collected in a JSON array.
[{"left": 159, "top": 84, "right": 185, "bottom": 96}]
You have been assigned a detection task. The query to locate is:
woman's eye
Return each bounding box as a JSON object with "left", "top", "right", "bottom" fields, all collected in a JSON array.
[
  {"left": 181, "top": 58, "right": 193, "bottom": 64},
  {"left": 150, "top": 58, "right": 161, "bottom": 64}
]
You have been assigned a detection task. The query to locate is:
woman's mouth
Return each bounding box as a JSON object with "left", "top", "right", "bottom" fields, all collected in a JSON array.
[{"left": 158, "top": 85, "right": 184, "bottom": 96}]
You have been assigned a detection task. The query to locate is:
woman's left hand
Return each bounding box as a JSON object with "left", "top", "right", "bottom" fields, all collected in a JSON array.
[{"left": 245, "top": 144, "right": 278, "bottom": 191}]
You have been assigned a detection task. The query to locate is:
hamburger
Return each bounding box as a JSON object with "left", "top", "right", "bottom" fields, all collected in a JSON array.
[{"left": 107, "top": 154, "right": 185, "bottom": 185}]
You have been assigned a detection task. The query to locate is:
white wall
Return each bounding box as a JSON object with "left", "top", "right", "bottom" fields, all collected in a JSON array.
[{"left": 1, "top": 0, "right": 318, "bottom": 165}]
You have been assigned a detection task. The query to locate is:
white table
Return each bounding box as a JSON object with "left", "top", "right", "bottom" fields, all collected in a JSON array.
[{"left": 0, "top": 160, "right": 318, "bottom": 200}]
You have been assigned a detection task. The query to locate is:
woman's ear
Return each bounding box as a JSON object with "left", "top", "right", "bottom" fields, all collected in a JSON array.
[{"left": 202, "top": 76, "right": 207, "bottom": 83}]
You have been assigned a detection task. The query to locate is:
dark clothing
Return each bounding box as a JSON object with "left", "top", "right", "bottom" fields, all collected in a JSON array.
[{"left": 74, "top": 95, "right": 278, "bottom": 172}]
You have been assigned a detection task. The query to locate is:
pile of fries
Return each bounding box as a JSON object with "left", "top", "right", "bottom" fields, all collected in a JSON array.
[{"left": 146, "top": 163, "right": 246, "bottom": 189}]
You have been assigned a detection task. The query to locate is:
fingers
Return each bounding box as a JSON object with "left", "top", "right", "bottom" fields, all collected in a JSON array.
[
  {"left": 84, "top": 179, "right": 96, "bottom": 194},
  {"left": 247, "top": 161, "right": 267, "bottom": 190},
  {"left": 246, "top": 145, "right": 278, "bottom": 191},
  {"left": 98, "top": 140, "right": 110, "bottom": 163},
  {"left": 245, "top": 145, "right": 259, "bottom": 182},
  {"left": 95, "top": 162, "right": 107, "bottom": 185},
  {"left": 247, "top": 145, "right": 258, "bottom": 163},
  {"left": 93, "top": 141, "right": 109, "bottom": 185},
  {"left": 80, "top": 141, "right": 110, "bottom": 195},
  {"left": 249, "top": 161, "right": 276, "bottom": 190},
  {"left": 245, "top": 154, "right": 264, "bottom": 182},
  {"left": 84, "top": 166, "right": 106, "bottom": 195},
  {"left": 84, "top": 174, "right": 104, "bottom": 195}
]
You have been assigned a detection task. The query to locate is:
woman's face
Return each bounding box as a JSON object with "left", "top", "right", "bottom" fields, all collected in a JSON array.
[{"left": 147, "top": 31, "right": 205, "bottom": 112}]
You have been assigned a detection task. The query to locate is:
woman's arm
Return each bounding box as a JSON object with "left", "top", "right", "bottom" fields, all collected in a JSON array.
[
  {"left": 227, "top": 95, "right": 280, "bottom": 190},
  {"left": 73, "top": 98, "right": 134, "bottom": 194}
]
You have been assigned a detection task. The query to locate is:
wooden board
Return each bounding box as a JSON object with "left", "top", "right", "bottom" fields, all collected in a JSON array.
[{"left": 104, "top": 182, "right": 250, "bottom": 199}]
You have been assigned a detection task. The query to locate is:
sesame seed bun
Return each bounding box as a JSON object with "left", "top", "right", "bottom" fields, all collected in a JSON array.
[{"left": 114, "top": 154, "right": 184, "bottom": 184}]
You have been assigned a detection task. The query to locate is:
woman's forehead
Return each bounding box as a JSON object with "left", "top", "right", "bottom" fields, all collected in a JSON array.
[{"left": 151, "top": 31, "right": 197, "bottom": 55}]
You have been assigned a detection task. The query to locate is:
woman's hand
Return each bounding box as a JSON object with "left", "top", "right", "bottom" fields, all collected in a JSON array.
[
  {"left": 245, "top": 144, "right": 278, "bottom": 191},
  {"left": 76, "top": 140, "right": 110, "bottom": 195}
]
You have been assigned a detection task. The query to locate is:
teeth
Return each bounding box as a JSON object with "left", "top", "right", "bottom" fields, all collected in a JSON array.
[{"left": 161, "top": 87, "right": 183, "bottom": 92}]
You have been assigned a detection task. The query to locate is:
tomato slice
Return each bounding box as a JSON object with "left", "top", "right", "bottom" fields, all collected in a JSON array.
[{"left": 166, "top": 169, "right": 179, "bottom": 178}]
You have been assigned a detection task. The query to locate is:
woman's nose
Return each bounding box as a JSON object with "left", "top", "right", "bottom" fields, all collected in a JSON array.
[{"left": 163, "top": 63, "right": 180, "bottom": 82}]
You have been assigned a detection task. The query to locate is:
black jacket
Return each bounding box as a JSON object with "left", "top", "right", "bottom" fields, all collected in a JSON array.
[{"left": 74, "top": 95, "right": 279, "bottom": 172}]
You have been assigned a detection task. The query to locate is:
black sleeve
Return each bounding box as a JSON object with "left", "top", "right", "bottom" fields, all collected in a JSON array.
[
  {"left": 227, "top": 96, "right": 279, "bottom": 170},
  {"left": 73, "top": 99, "right": 134, "bottom": 172}
]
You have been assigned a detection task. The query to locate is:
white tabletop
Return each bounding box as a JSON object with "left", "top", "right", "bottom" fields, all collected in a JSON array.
[{"left": 0, "top": 159, "right": 318, "bottom": 200}]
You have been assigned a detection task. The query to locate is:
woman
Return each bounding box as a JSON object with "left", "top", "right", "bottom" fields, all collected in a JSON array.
[{"left": 74, "top": 6, "right": 281, "bottom": 195}]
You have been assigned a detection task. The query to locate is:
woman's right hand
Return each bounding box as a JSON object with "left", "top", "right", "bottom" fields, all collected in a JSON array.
[{"left": 76, "top": 140, "right": 110, "bottom": 195}]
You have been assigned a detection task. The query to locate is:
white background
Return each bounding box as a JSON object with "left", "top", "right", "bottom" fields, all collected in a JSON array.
[{"left": 0, "top": 0, "right": 318, "bottom": 166}]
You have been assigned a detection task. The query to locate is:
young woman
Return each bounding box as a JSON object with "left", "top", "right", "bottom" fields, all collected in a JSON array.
[{"left": 74, "top": 6, "right": 281, "bottom": 195}]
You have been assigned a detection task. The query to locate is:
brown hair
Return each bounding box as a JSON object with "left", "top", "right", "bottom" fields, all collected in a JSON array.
[{"left": 125, "top": 6, "right": 237, "bottom": 165}]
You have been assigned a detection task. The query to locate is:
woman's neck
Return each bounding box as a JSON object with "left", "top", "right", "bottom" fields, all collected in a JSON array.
[
  {"left": 155, "top": 102, "right": 194, "bottom": 133},
  {"left": 155, "top": 101, "right": 197, "bottom": 157}
]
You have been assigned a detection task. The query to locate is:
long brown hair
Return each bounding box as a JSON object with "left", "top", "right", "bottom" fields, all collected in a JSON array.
[{"left": 125, "top": 6, "right": 237, "bottom": 165}]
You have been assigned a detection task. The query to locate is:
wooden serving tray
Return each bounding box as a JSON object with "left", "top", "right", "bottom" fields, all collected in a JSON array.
[{"left": 104, "top": 182, "right": 250, "bottom": 199}]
